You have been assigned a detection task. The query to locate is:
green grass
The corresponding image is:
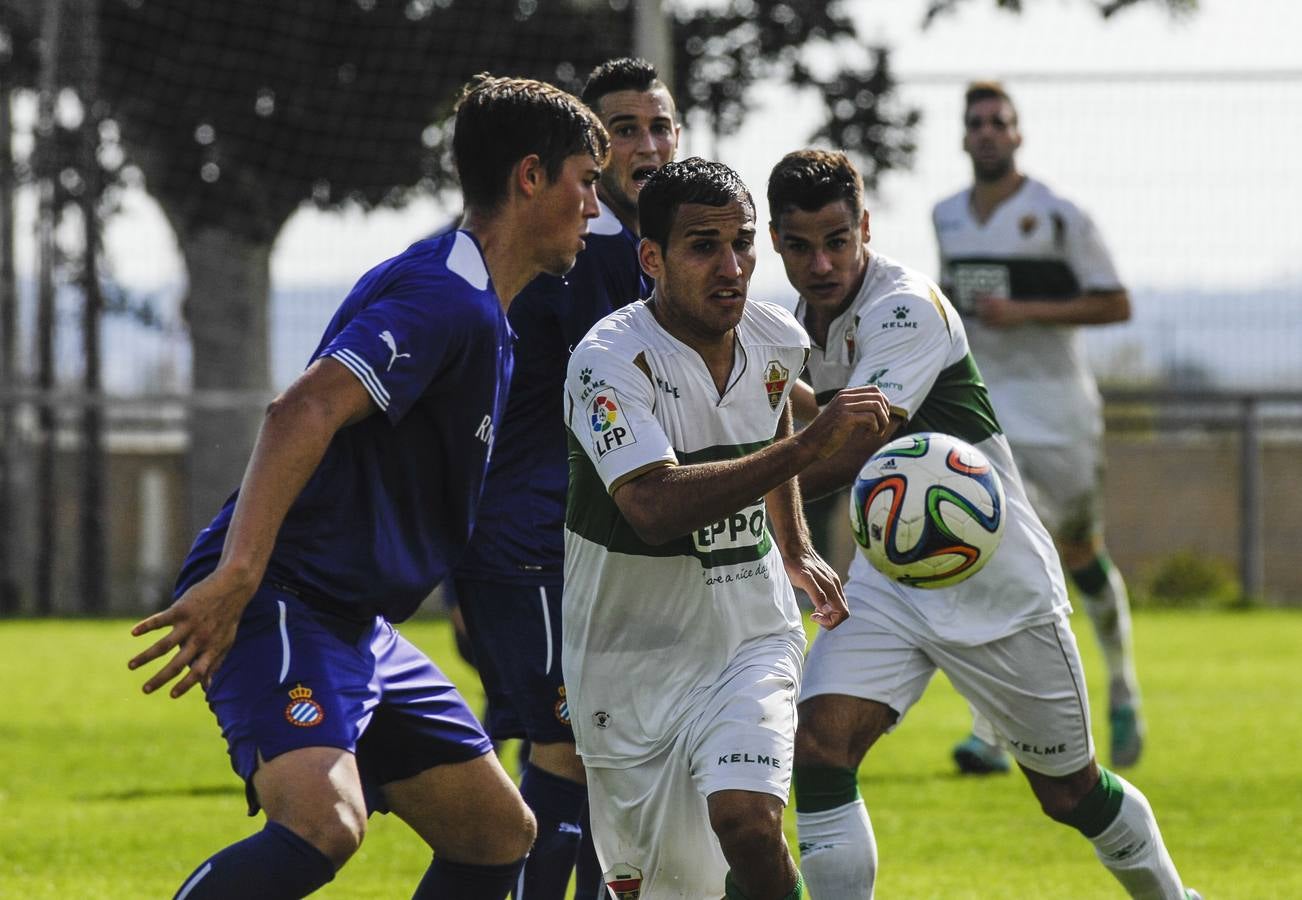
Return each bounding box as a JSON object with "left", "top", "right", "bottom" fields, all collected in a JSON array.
[{"left": 3, "top": 609, "right": 1300, "bottom": 898}]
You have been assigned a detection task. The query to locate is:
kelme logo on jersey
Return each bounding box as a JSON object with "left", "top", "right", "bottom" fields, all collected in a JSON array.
[
  {"left": 590, "top": 389, "right": 637, "bottom": 458},
  {"left": 693, "top": 500, "right": 768, "bottom": 554},
  {"left": 603, "top": 863, "right": 644, "bottom": 900},
  {"left": 284, "top": 684, "right": 324, "bottom": 728},
  {"left": 763, "top": 360, "right": 789, "bottom": 410},
  {"left": 882, "top": 306, "right": 918, "bottom": 330}
]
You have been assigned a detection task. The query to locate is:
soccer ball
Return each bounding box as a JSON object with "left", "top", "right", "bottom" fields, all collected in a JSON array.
[{"left": 849, "top": 432, "right": 1006, "bottom": 588}]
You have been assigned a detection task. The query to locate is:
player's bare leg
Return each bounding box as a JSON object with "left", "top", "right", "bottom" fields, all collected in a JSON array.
[
  {"left": 1024, "top": 759, "right": 1191, "bottom": 899},
  {"left": 708, "top": 789, "right": 801, "bottom": 900},
  {"left": 1061, "top": 534, "right": 1144, "bottom": 767},
  {"left": 384, "top": 751, "right": 536, "bottom": 897},
  {"left": 255, "top": 747, "right": 369, "bottom": 866},
  {"left": 792, "top": 694, "right": 895, "bottom": 898},
  {"left": 171, "top": 747, "right": 362, "bottom": 899}
]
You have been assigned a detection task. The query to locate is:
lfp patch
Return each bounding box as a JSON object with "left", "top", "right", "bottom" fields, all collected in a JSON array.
[
  {"left": 590, "top": 389, "right": 637, "bottom": 458},
  {"left": 603, "top": 862, "right": 644, "bottom": 900},
  {"left": 284, "top": 683, "right": 325, "bottom": 728}
]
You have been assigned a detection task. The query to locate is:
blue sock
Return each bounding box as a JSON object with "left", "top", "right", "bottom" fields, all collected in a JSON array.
[
  {"left": 413, "top": 856, "right": 526, "bottom": 899},
  {"left": 516, "top": 762, "right": 586, "bottom": 898},
  {"left": 173, "top": 820, "right": 335, "bottom": 899},
  {"left": 572, "top": 803, "right": 604, "bottom": 900}
]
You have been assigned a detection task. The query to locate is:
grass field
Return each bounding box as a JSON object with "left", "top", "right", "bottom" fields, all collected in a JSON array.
[{"left": 3, "top": 608, "right": 1300, "bottom": 898}]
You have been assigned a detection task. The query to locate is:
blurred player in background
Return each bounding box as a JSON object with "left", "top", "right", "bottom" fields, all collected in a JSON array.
[
  {"left": 451, "top": 57, "right": 679, "bottom": 899},
  {"left": 770, "top": 150, "right": 1198, "bottom": 900},
  {"left": 127, "top": 75, "right": 607, "bottom": 900},
  {"left": 563, "top": 158, "right": 892, "bottom": 900},
  {"left": 933, "top": 81, "right": 1143, "bottom": 775}
]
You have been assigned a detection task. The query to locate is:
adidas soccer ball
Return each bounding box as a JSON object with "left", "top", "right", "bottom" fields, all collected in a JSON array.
[{"left": 849, "top": 432, "right": 1006, "bottom": 588}]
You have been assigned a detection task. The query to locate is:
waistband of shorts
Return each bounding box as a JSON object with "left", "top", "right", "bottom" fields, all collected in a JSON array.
[{"left": 266, "top": 580, "right": 380, "bottom": 623}]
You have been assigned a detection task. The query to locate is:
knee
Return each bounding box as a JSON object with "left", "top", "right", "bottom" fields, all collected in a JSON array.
[
  {"left": 1033, "top": 774, "right": 1096, "bottom": 825},
  {"left": 484, "top": 796, "right": 538, "bottom": 862},
  {"left": 710, "top": 798, "right": 786, "bottom": 861},
  {"left": 278, "top": 800, "right": 367, "bottom": 868}
]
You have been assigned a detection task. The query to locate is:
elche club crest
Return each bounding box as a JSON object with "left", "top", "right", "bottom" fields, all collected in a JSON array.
[
  {"left": 763, "top": 360, "right": 789, "bottom": 411},
  {"left": 603, "top": 862, "right": 644, "bottom": 900},
  {"left": 284, "top": 683, "right": 325, "bottom": 728}
]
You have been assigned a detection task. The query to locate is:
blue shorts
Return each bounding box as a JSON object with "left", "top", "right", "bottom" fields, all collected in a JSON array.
[
  {"left": 453, "top": 578, "right": 572, "bottom": 744},
  {"left": 206, "top": 584, "right": 493, "bottom": 815}
]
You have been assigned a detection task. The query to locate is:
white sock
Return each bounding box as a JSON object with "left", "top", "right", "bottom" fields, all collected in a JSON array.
[
  {"left": 797, "top": 801, "right": 876, "bottom": 899},
  {"left": 1089, "top": 774, "right": 1185, "bottom": 899},
  {"left": 1081, "top": 562, "right": 1140, "bottom": 706}
]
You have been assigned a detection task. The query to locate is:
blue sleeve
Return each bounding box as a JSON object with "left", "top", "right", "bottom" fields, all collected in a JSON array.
[{"left": 317, "top": 270, "right": 479, "bottom": 424}]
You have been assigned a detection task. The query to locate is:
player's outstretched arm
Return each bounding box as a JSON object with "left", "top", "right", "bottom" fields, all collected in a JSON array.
[
  {"left": 975, "top": 288, "right": 1128, "bottom": 328},
  {"left": 128, "top": 358, "right": 376, "bottom": 698},
  {"left": 765, "top": 402, "right": 848, "bottom": 630},
  {"left": 613, "top": 385, "right": 890, "bottom": 545}
]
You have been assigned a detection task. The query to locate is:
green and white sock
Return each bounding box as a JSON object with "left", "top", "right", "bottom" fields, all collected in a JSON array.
[
  {"left": 794, "top": 766, "right": 876, "bottom": 898},
  {"left": 1072, "top": 553, "right": 1140, "bottom": 706},
  {"left": 1066, "top": 768, "right": 1187, "bottom": 900}
]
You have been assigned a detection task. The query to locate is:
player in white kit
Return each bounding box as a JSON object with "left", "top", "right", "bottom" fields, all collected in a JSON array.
[
  {"left": 563, "top": 158, "right": 891, "bottom": 900},
  {"left": 933, "top": 81, "right": 1143, "bottom": 773},
  {"left": 768, "top": 150, "right": 1198, "bottom": 900}
]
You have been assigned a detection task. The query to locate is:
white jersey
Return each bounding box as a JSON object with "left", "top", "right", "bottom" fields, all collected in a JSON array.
[
  {"left": 932, "top": 176, "right": 1123, "bottom": 446},
  {"left": 797, "top": 251, "right": 1067, "bottom": 645},
  {"left": 562, "top": 297, "right": 808, "bottom": 767}
]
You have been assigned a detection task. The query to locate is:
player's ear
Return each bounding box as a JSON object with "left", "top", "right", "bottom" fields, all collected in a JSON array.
[
  {"left": 514, "top": 153, "right": 545, "bottom": 198},
  {"left": 768, "top": 221, "right": 782, "bottom": 253},
  {"left": 860, "top": 209, "right": 870, "bottom": 245},
  {"left": 638, "top": 236, "right": 663, "bottom": 280}
]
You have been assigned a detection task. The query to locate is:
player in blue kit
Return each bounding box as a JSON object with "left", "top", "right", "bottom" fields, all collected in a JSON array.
[
  {"left": 452, "top": 59, "right": 680, "bottom": 900},
  {"left": 127, "top": 75, "right": 608, "bottom": 900}
]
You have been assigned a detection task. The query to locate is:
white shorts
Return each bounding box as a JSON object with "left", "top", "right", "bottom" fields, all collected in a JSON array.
[
  {"left": 586, "top": 641, "right": 801, "bottom": 899},
  {"left": 801, "top": 607, "right": 1094, "bottom": 776},
  {"left": 1011, "top": 440, "right": 1104, "bottom": 544}
]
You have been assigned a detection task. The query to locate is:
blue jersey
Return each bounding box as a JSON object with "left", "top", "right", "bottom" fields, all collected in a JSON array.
[
  {"left": 176, "top": 229, "right": 514, "bottom": 623},
  {"left": 455, "top": 202, "right": 649, "bottom": 583}
]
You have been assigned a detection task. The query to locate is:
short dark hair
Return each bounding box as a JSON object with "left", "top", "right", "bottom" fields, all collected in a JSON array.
[
  {"left": 453, "top": 73, "right": 609, "bottom": 212},
  {"left": 964, "top": 80, "right": 1018, "bottom": 123},
  {"left": 581, "top": 57, "right": 668, "bottom": 113},
  {"left": 766, "top": 150, "right": 864, "bottom": 228},
  {"left": 638, "top": 157, "right": 755, "bottom": 249}
]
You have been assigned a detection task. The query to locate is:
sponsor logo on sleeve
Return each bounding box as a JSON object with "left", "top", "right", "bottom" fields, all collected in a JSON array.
[
  {"left": 590, "top": 389, "right": 637, "bottom": 458},
  {"left": 763, "top": 359, "right": 790, "bottom": 410},
  {"left": 378, "top": 330, "right": 411, "bottom": 371}
]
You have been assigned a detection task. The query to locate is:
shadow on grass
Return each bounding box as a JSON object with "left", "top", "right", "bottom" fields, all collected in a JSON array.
[{"left": 82, "top": 783, "right": 243, "bottom": 802}]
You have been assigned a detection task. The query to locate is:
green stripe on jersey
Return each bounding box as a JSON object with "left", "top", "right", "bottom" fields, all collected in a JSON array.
[
  {"left": 566, "top": 433, "right": 776, "bottom": 567},
  {"left": 900, "top": 353, "right": 1003, "bottom": 445}
]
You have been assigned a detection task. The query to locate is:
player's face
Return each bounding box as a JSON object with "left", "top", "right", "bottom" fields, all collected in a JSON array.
[
  {"left": 534, "top": 152, "right": 602, "bottom": 275},
  {"left": 963, "top": 97, "right": 1021, "bottom": 182},
  {"left": 594, "top": 87, "right": 680, "bottom": 226},
  {"left": 770, "top": 200, "right": 870, "bottom": 312},
  {"left": 640, "top": 200, "right": 756, "bottom": 343}
]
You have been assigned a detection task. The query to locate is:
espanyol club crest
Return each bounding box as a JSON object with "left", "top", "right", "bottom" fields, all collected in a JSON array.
[
  {"left": 763, "top": 360, "right": 789, "bottom": 411},
  {"left": 284, "top": 683, "right": 325, "bottom": 728},
  {"left": 554, "top": 685, "right": 571, "bottom": 726},
  {"left": 603, "top": 862, "right": 644, "bottom": 899}
]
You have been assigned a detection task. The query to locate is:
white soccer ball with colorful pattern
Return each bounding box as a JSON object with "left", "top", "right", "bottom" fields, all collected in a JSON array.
[{"left": 849, "top": 432, "right": 1006, "bottom": 588}]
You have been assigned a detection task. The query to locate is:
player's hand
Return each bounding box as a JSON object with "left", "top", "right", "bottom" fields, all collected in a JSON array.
[
  {"left": 801, "top": 385, "right": 891, "bottom": 459},
  {"left": 127, "top": 568, "right": 254, "bottom": 698},
  {"left": 974, "top": 295, "right": 1025, "bottom": 328},
  {"left": 784, "top": 550, "right": 849, "bottom": 631}
]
